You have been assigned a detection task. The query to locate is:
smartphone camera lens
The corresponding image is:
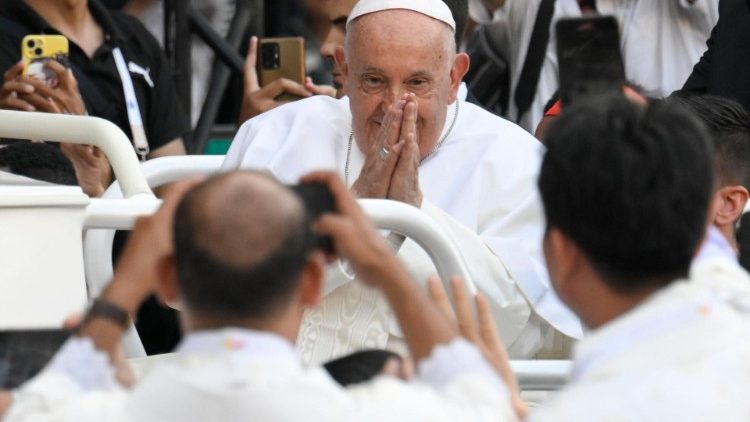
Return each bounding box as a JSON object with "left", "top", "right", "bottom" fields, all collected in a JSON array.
[
  {"left": 34, "top": 47, "right": 43, "bottom": 57},
  {"left": 261, "top": 42, "right": 281, "bottom": 70},
  {"left": 26, "top": 39, "right": 36, "bottom": 49}
]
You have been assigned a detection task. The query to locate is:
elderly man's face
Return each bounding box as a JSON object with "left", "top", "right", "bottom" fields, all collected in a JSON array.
[{"left": 338, "top": 10, "right": 467, "bottom": 158}]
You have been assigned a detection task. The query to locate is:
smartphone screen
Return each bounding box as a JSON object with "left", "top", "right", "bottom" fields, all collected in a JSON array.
[{"left": 556, "top": 16, "right": 625, "bottom": 106}]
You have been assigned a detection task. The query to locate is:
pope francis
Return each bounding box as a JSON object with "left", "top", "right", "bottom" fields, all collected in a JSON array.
[{"left": 222, "top": 0, "right": 582, "bottom": 364}]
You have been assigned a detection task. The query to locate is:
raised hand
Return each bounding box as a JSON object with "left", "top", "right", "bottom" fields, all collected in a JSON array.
[
  {"left": 302, "top": 171, "right": 399, "bottom": 285},
  {"left": 427, "top": 276, "right": 528, "bottom": 419},
  {"left": 350, "top": 96, "right": 407, "bottom": 199},
  {"left": 387, "top": 94, "right": 423, "bottom": 207}
]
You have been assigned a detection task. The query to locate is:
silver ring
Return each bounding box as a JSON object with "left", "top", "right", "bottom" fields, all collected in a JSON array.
[{"left": 379, "top": 146, "right": 390, "bottom": 161}]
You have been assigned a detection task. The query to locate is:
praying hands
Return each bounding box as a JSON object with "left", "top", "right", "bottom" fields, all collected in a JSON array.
[{"left": 351, "top": 93, "right": 423, "bottom": 207}]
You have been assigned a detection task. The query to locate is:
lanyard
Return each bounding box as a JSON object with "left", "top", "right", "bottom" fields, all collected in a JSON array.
[{"left": 112, "top": 47, "right": 149, "bottom": 161}]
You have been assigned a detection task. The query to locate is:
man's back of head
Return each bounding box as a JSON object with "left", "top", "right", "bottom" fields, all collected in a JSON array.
[
  {"left": 667, "top": 93, "right": 750, "bottom": 190},
  {"left": 172, "top": 171, "right": 313, "bottom": 323},
  {"left": 539, "top": 96, "right": 714, "bottom": 309}
]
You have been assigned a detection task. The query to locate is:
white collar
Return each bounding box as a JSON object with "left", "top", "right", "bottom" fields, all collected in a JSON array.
[{"left": 177, "top": 327, "right": 298, "bottom": 361}]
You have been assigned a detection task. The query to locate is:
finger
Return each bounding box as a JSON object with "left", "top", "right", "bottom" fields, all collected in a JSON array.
[
  {"left": 301, "top": 171, "right": 363, "bottom": 217},
  {"left": 244, "top": 36, "right": 260, "bottom": 92},
  {"left": 17, "top": 92, "right": 57, "bottom": 112},
  {"left": 62, "top": 313, "right": 82, "bottom": 329},
  {"left": 3, "top": 61, "right": 24, "bottom": 82},
  {"left": 157, "top": 177, "right": 204, "bottom": 216},
  {"left": 475, "top": 293, "right": 505, "bottom": 351},
  {"left": 263, "top": 78, "right": 312, "bottom": 99},
  {"left": 305, "top": 78, "right": 337, "bottom": 97},
  {"left": 427, "top": 276, "right": 456, "bottom": 323},
  {"left": 451, "top": 276, "right": 480, "bottom": 342},
  {"left": 400, "top": 97, "right": 418, "bottom": 146},
  {"left": 43, "top": 60, "right": 68, "bottom": 78},
  {"left": 3, "top": 79, "right": 35, "bottom": 95},
  {"left": 3, "top": 95, "right": 37, "bottom": 111}
]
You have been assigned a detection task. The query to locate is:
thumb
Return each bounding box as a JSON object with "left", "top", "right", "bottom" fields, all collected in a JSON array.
[{"left": 244, "top": 36, "right": 261, "bottom": 92}]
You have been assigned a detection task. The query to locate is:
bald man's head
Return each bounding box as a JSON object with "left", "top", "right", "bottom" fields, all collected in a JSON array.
[{"left": 173, "top": 171, "right": 311, "bottom": 320}]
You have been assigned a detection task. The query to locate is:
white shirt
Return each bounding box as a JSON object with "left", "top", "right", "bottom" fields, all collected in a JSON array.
[
  {"left": 221, "top": 95, "right": 582, "bottom": 363},
  {"left": 529, "top": 259, "right": 750, "bottom": 421},
  {"left": 469, "top": 0, "right": 719, "bottom": 132},
  {"left": 5, "top": 329, "right": 517, "bottom": 421}
]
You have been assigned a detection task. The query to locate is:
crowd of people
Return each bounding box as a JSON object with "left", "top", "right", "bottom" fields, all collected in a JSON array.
[{"left": 1, "top": 0, "right": 750, "bottom": 420}]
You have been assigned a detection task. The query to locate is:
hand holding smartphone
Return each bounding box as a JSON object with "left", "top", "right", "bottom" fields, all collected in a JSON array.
[
  {"left": 257, "top": 37, "right": 306, "bottom": 102},
  {"left": 556, "top": 16, "right": 626, "bottom": 107},
  {"left": 21, "top": 35, "right": 69, "bottom": 88}
]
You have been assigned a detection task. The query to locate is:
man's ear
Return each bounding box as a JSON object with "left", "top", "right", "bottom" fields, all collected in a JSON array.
[
  {"left": 544, "top": 227, "right": 584, "bottom": 301},
  {"left": 299, "top": 251, "right": 326, "bottom": 307},
  {"left": 714, "top": 185, "right": 749, "bottom": 227},
  {"left": 448, "top": 52, "right": 470, "bottom": 103},
  {"left": 155, "top": 253, "right": 180, "bottom": 307}
]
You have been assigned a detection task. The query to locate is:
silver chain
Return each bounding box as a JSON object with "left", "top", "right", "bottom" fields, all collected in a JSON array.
[{"left": 345, "top": 100, "right": 460, "bottom": 185}]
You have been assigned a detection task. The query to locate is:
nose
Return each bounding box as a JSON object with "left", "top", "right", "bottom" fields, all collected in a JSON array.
[{"left": 381, "top": 85, "right": 405, "bottom": 112}]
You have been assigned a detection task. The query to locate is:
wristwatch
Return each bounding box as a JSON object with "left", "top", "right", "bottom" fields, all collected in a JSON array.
[{"left": 83, "top": 298, "right": 131, "bottom": 329}]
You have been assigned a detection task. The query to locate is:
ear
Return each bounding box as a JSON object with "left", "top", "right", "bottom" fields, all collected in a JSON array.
[
  {"left": 299, "top": 251, "right": 326, "bottom": 307},
  {"left": 543, "top": 227, "right": 583, "bottom": 301},
  {"left": 713, "top": 185, "right": 749, "bottom": 227},
  {"left": 155, "top": 254, "right": 180, "bottom": 307},
  {"left": 448, "top": 53, "right": 470, "bottom": 103}
]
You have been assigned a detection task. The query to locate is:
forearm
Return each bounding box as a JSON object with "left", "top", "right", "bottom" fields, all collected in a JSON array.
[{"left": 77, "top": 272, "right": 147, "bottom": 362}]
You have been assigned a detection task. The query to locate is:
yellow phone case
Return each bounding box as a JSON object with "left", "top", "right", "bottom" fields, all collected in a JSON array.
[{"left": 21, "top": 35, "right": 69, "bottom": 83}]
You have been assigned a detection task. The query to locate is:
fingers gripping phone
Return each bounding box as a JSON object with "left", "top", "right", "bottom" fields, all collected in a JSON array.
[
  {"left": 21, "top": 35, "right": 69, "bottom": 87},
  {"left": 556, "top": 16, "right": 626, "bottom": 107},
  {"left": 290, "top": 181, "right": 336, "bottom": 254},
  {"left": 257, "top": 37, "right": 306, "bottom": 102}
]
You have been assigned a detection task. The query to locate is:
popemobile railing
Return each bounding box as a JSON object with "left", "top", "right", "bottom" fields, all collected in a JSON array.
[{"left": 0, "top": 110, "right": 571, "bottom": 390}]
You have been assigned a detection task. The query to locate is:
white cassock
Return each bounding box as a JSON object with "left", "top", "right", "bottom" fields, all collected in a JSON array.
[
  {"left": 528, "top": 257, "right": 750, "bottom": 421},
  {"left": 6, "top": 330, "right": 517, "bottom": 421},
  {"left": 222, "top": 95, "right": 582, "bottom": 364},
  {"left": 469, "top": 0, "right": 719, "bottom": 132}
]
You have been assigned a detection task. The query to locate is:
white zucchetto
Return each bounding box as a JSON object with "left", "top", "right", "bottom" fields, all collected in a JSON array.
[{"left": 346, "top": 0, "right": 456, "bottom": 32}]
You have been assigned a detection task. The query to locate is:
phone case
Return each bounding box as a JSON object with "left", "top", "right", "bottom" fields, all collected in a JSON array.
[
  {"left": 21, "top": 34, "right": 69, "bottom": 86},
  {"left": 257, "top": 37, "right": 306, "bottom": 102}
]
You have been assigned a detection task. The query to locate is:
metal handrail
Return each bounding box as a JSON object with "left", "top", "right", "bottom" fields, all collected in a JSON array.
[{"left": 0, "top": 110, "right": 153, "bottom": 198}]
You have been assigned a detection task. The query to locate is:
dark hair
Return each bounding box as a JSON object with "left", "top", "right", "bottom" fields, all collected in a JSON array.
[
  {"left": 323, "top": 349, "right": 402, "bottom": 386},
  {"left": 441, "top": 0, "right": 468, "bottom": 48},
  {"left": 539, "top": 96, "right": 714, "bottom": 292},
  {"left": 666, "top": 92, "right": 750, "bottom": 189},
  {"left": 0, "top": 142, "right": 77, "bottom": 186},
  {"left": 172, "top": 175, "right": 313, "bottom": 320}
]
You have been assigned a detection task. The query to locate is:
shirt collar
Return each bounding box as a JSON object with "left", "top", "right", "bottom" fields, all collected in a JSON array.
[{"left": 176, "top": 327, "right": 298, "bottom": 361}]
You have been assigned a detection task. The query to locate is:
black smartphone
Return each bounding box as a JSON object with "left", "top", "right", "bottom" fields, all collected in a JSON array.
[
  {"left": 290, "top": 181, "right": 336, "bottom": 254},
  {"left": 556, "top": 16, "right": 626, "bottom": 106},
  {"left": 0, "top": 329, "right": 72, "bottom": 389}
]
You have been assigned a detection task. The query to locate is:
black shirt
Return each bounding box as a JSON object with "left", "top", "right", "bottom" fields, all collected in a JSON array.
[{"left": 0, "top": 0, "right": 190, "bottom": 153}]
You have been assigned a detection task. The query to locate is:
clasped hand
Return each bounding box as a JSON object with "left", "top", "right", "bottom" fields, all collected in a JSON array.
[{"left": 351, "top": 93, "right": 423, "bottom": 207}]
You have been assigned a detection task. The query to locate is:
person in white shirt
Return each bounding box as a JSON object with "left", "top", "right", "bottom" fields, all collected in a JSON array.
[
  {"left": 666, "top": 93, "right": 750, "bottom": 258},
  {"left": 469, "top": 0, "right": 719, "bottom": 132},
  {"left": 3, "top": 170, "right": 519, "bottom": 421},
  {"left": 223, "top": 0, "right": 582, "bottom": 366},
  {"left": 525, "top": 95, "right": 750, "bottom": 420}
]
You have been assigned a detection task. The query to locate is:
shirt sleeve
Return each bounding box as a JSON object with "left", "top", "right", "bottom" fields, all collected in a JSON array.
[{"left": 5, "top": 338, "right": 124, "bottom": 421}]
